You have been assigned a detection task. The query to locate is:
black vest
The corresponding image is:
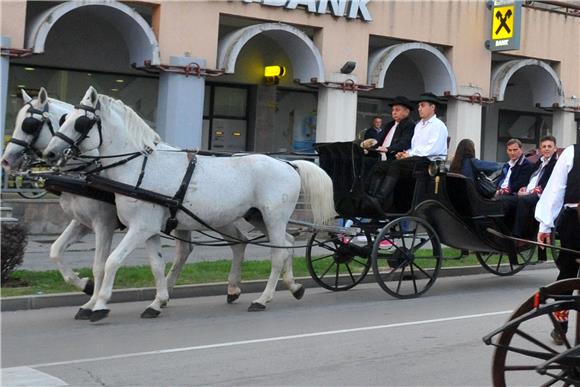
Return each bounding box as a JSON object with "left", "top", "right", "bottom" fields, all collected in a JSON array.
[{"left": 564, "top": 144, "right": 580, "bottom": 204}]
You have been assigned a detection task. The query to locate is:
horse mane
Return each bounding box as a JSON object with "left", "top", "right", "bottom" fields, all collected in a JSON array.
[{"left": 98, "top": 94, "right": 161, "bottom": 154}]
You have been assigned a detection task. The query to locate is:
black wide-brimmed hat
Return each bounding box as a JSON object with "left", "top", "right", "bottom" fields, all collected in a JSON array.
[
  {"left": 417, "top": 92, "right": 441, "bottom": 105},
  {"left": 388, "top": 96, "right": 414, "bottom": 111}
]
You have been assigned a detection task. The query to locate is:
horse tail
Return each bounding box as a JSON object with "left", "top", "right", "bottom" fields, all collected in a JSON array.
[{"left": 289, "top": 160, "right": 337, "bottom": 225}]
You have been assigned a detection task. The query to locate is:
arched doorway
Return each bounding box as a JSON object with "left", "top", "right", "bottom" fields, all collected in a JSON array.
[
  {"left": 214, "top": 21, "right": 325, "bottom": 152},
  {"left": 484, "top": 59, "right": 565, "bottom": 160},
  {"left": 359, "top": 42, "right": 456, "bottom": 137}
]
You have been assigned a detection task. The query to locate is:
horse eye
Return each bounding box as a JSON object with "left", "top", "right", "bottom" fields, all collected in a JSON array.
[
  {"left": 21, "top": 117, "right": 42, "bottom": 135},
  {"left": 74, "top": 116, "right": 93, "bottom": 134},
  {"left": 59, "top": 114, "right": 68, "bottom": 126}
]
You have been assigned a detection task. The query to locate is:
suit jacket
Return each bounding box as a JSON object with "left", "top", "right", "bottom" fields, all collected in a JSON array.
[
  {"left": 363, "top": 127, "right": 384, "bottom": 141},
  {"left": 496, "top": 154, "right": 534, "bottom": 194},
  {"left": 375, "top": 118, "right": 415, "bottom": 159},
  {"left": 534, "top": 154, "right": 558, "bottom": 191}
]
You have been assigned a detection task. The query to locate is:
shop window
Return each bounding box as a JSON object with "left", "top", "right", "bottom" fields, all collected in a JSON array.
[
  {"left": 5, "top": 64, "right": 158, "bottom": 139},
  {"left": 496, "top": 109, "right": 552, "bottom": 161},
  {"left": 274, "top": 89, "right": 317, "bottom": 152},
  {"left": 213, "top": 87, "right": 247, "bottom": 117},
  {"left": 204, "top": 84, "right": 249, "bottom": 152}
]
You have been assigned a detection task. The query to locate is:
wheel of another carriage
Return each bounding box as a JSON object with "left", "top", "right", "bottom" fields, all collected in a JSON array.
[
  {"left": 371, "top": 216, "right": 442, "bottom": 299},
  {"left": 475, "top": 244, "right": 536, "bottom": 276},
  {"left": 491, "top": 278, "right": 580, "bottom": 387},
  {"left": 305, "top": 230, "right": 372, "bottom": 291}
]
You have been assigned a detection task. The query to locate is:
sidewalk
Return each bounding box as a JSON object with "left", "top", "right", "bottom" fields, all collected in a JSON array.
[{"left": 22, "top": 229, "right": 323, "bottom": 271}]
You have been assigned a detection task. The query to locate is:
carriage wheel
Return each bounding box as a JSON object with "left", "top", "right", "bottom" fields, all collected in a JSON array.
[
  {"left": 476, "top": 246, "right": 536, "bottom": 277},
  {"left": 491, "top": 278, "right": 580, "bottom": 387},
  {"left": 371, "top": 216, "right": 442, "bottom": 299},
  {"left": 305, "top": 230, "right": 372, "bottom": 291}
]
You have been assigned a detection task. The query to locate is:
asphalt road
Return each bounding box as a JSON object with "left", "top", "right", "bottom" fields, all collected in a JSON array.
[{"left": 1, "top": 268, "right": 564, "bottom": 386}]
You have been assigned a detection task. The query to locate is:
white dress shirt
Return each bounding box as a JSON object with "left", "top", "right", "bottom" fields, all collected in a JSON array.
[
  {"left": 407, "top": 115, "right": 448, "bottom": 159},
  {"left": 535, "top": 145, "right": 577, "bottom": 232},
  {"left": 380, "top": 122, "right": 398, "bottom": 161},
  {"left": 525, "top": 155, "right": 552, "bottom": 192}
]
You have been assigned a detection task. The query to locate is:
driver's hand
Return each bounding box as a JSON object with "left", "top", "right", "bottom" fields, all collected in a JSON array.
[{"left": 537, "top": 232, "right": 551, "bottom": 248}]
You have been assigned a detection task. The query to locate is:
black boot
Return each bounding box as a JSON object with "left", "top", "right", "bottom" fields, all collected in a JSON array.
[{"left": 367, "top": 176, "right": 397, "bottom": 213}]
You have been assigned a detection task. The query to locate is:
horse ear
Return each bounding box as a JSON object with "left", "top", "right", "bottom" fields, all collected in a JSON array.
[
  {"left": 21, "top": 89, "right": 32, "bottom": 103},
  {"left": 88, "top": 86, "right": 98, "bottom": 106},
  {"left": 38, "top": 87, "right": 48, "bottom": 106}
]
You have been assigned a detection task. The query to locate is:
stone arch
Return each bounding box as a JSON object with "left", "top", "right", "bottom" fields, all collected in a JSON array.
[
  {"left": 368, "top": 42, "right": 457, "bottom": 95},
  {"left": 25, "top": 1, "right": 160, "bottom": 66},
  {"left": 491, "top": 59, "right": 564, "bottom": 106},
  {"left": 217, "top": 23, "right": 325, "bottom": 83}
]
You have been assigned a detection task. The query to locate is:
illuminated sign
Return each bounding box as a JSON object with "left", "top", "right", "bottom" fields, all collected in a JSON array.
[
  {"left": 485, "top": 0, "right": 521, "bottom": 51},
  {"left": 264, "top": 65, "right": 286, "bottom": 77},
  {"left": 242, "top": 0, "right": 372, "bottom": 22}
]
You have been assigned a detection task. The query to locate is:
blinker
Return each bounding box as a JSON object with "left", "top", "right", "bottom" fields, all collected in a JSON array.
[
  {"left": 21, "top": 117, "right": 43, "bottom": 135},
  {"left": 74, "top": 115, "right": 95, "bottom": 135}
]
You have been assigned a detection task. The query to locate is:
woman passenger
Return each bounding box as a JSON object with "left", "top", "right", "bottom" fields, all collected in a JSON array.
[{"left": 449, "top": 139, "right": 499, "bottom": 179}]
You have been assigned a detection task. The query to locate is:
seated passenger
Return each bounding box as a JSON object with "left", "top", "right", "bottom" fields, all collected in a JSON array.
[
  {"left": 449, "top": 138, "right": 499, "bottom": 179},
  {"left": 362, "top": 116, "right": 384, "bottom": 141},
  {"left": 396, "top": 92, "right": 448, "bottom": 161},
  {"left": 366, "top": 92, "right": 447, "bottom": 214},
  {"left": 374, "top": 96, "right": 415, "bottom": 161},
  {"left": 502, "top": 135, "right": 559, "bottom": 238},
  {"left": 495, "top": 138, "right": 534, "bottom": 196}
]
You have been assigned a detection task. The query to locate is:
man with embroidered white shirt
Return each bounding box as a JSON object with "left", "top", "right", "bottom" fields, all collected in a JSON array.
[
  {"left": 535, "top": 144, "right": 580, "bottom": 345},
  {"left": 396, "top": 92, "right": 448, "bottom": 160}
]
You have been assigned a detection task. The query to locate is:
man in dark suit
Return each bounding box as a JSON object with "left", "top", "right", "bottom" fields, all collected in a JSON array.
[
  {"left": 374, "top": 96, "right": 415, "bottom": 161},
  {"left": 510, "top": 135, "right": 559, "bottom": 238},
  {"left": 362, "top": 116, "right": 383, "bottom": 141},
  {"left": 496, "top": 138, "right": 535, "bottom": 195}
]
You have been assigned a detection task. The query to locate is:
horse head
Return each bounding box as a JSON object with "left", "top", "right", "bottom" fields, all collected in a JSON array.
[
  {"left": 44, "top": 86, "right": 102, "bottom": 166},
  {"left": 1, "top": 87, "right": 71, "bottom": 173}
]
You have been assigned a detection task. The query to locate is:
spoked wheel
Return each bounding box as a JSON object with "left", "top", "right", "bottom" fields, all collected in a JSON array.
[
  {"left": 371, "top": 216, "right": 442, "bottom": 299},
  {"left": 491, "top": 279, "right": 580, "bottom": 387},
  {"left": 476, "top": 246, "right": 536, "bottom": 276},
  {"left": 306, "top": 230, "right": 372, "bottom": 291}
]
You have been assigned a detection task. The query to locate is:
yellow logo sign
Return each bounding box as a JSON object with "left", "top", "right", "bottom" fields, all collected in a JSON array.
[{"left": 492, "top": 5, "right": 514, "bottom": 40}]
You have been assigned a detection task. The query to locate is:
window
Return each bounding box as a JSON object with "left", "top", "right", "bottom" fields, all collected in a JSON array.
[{"left": 497, "top": 109, "right": 552, "bottom": 161}]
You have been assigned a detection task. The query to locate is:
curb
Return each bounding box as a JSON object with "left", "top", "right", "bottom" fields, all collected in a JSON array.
[{"left": 0, "top": 263, "right": 555, "bottom": 312}]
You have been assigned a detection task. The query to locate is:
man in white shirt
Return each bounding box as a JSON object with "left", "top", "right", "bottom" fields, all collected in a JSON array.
[
  {"left": 396, "top": 92, "right": 448, "bottom": 160},
  {"left": 534, "top": 143, "right": 580, "bottom": 345}
]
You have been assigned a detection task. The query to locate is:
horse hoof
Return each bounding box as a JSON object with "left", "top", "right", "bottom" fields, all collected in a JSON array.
[
  {"left": 90, "top": 309, "right": 110, "bottom": 322},
  {"left": 141, "top": 307, "right": 161, "bottom": 319},
  {"left": 74, "top": 308, "right": 92, "bottom": 320},
  {"left": 83, "top": 279, "right": 94, "bottom": 296},
  {"left": 227, "top": 293, "right": 240, "bottom": 304},
  {"left": 292, "top": 285, "right": 305, "bottom": 300},
  {"left": 248, "top": 302, "right": 266, "bottom": 312}
]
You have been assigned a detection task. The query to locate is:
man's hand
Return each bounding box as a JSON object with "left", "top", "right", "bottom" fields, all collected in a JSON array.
[
  {"left": 537, "top": 232, "right": 551, "bottom": 248},
  {"left": 377, "top": 146, "right": 388, "bottom": 153},
  {"left": 396, "top": 151, "right": 408, "bottom": 160},
  {"left": 517, "top": 187, "right": 529, "bottom": 196}
]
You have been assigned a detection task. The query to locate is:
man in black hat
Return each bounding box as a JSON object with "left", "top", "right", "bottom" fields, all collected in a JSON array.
[
  {"left": 396, "top": 92, "right": 448, "bottom": 160},
  {"left": 374, "top": 96, "right": 415, "bottom": 161}
]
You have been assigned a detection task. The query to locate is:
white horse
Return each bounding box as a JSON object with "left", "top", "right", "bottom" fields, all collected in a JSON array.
[
  {"left": 1, "top": 88, "right": 199, "bottom": 319},
  {"left": 44, "top": 86, "right": 336, "bottom": 321}
]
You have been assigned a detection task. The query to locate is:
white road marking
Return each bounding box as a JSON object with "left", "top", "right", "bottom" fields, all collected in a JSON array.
[
  {"left": 1, "top": 366, "right": 68, "bottom": 386},
  {"left": 10, "top": 310, "right": 511, "bottom": 370}
]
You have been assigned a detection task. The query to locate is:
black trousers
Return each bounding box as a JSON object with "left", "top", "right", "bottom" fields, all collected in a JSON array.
[{"left": 556, "top": 207, "right": 580, "bottom": 281}]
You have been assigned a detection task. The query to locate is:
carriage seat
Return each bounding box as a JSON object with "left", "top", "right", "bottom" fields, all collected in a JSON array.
[{"left": 446, "top": 173, "right": 503, "bottom": 219}]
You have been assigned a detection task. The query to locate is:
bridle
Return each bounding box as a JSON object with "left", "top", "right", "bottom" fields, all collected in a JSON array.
[
  {"left": 54, "top": 101, "right": 103, "bottom": 159},
  {"left": 8, "top": 102, "right": 55, "bottom": 158}
]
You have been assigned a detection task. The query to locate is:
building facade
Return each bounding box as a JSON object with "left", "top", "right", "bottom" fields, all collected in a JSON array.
[{"left": 1, "top": 0, "right": 579, "bottom": 162}]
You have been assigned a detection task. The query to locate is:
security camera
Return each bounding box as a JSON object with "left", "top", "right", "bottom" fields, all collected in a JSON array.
[{"left": 340, "top": 61, "right": 356, "bottom": 74}]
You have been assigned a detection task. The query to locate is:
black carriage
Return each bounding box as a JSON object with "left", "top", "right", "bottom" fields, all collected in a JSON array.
[{"left": 305, "top": 142, "right": 547, "bottom": 299}]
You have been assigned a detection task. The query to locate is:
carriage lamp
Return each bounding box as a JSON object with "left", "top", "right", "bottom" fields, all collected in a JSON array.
[{"left": 264, "top": 65, "right": 286, "bottom": 85}]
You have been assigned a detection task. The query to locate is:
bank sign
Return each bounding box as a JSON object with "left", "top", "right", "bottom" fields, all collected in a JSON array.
[
  {"left": 242, "top": 0, "right": 372, "bottom": 22},
  {"left": 485, "top": 0, "right": 521, "bottom": 51}
]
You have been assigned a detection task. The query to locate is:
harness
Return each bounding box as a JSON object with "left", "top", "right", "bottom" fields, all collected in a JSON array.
[
  {"left": 8, "top": 102, "right": 54, "bottom": 158},
  {"left": 54, "top": 102, "right": 103, "bottom": 158}
]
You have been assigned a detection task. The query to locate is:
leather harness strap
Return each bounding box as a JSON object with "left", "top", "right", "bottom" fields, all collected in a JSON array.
[{"left": 164, "top": 153, "right": 197, "bottom": 235}]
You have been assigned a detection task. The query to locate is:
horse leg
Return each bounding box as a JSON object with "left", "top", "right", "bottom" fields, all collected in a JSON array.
[
  {"left": 248, "top": 223, "right": 289, "bottom": 312},
  {"left": 216, "top": 224, "right": 247, "bottom": 304},
  {"left": 141, "top": 235, "right": 169, "bottom": 318},
  {"left": 50, "top": 220, "right": 92, "bottom": 293},
  {"left": 281, "top": 233, "right": 304, "bottom": 300},
  {"left": 165, "top": 230, "right": 193, "bottom": 299},
  {"left": 90, "top": 228, "right": 152, "bottom": 322},
  {"left": 75, "top": 224, "right": 115, "bottom": 320}
]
